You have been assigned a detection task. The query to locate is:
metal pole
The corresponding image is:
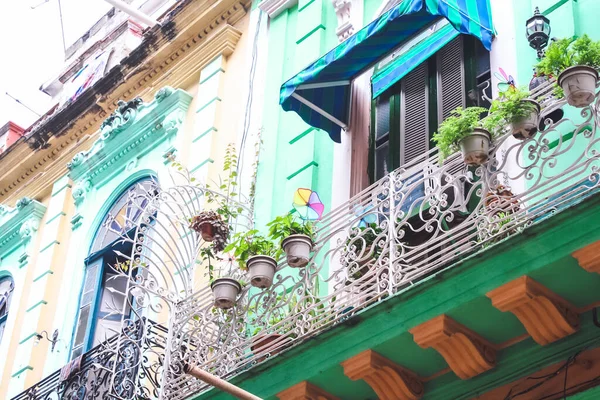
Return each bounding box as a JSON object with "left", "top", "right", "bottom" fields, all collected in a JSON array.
[
  {"left": 185, "top": 366, "right": 263, "bottom": 400},
  {"left": 103, "top": 0, "right": 160, "bottom": 26}
]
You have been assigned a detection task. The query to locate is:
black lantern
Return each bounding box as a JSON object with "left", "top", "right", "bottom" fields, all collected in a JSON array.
[{"left": 526, "top": 7, "right": 551, "bottom": 58}]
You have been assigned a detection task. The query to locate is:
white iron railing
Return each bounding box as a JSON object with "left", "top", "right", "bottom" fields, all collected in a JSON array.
[{"left": 80, "top": 79, "right": 600, "bottom": 400}]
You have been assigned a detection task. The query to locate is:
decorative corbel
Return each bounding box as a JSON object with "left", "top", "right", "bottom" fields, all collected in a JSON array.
[
  {"left": 277, "top": 381, "right": 340, "bottom": 400},
  {"left": 487, "top": 276, "right": 579, "bottom": 345},
  {"left": 332, "top": 0, "right": 354, "bottom": 42},
  {"left": 19, "top": 218, "right": 40, "bottom": 243},
  {"left": 572, "top": 241, "right": 600, "bottom": 274},
  {"left": 410, "top": 315, "right": 496, "bottom": 380},
  {"left": 72, "top": 179, "right": 92, "bottom": 206},
  {"left": 341, "top": 350, "right": 423, "bottom": 400}
]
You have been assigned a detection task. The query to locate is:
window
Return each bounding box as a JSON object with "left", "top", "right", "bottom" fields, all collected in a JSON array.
[
  {"left": 369, "top": 35, "right": 491, "bottom": 182},
  {"left": 0, "top": 276, "right": 14, "bottom": 346},
  {"left": 70, "top": 179, "right": 155, "bottom": 359}
]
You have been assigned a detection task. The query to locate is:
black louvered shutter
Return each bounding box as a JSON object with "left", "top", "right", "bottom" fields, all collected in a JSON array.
[
  {"left": 374, "top": 96, "right": 391, "bottom": 180},
  {"left": 400, "top": 63, "right": 429, "bottom": 165},
  {"left": 437, "top": 37, "right": 465, "bottom": 122}
]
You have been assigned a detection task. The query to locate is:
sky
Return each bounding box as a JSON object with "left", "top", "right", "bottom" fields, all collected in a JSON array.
[{"left": 0, "top": 0, "right": 112, "bottom": 129}]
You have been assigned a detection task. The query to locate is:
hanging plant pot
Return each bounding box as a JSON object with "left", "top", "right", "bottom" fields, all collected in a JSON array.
[
  {"left": 281, "top": 234, "right": 313, "bottom": 268},
  {"left": 458, "top": 128, "right": 491, "bottom": 166},
  {"left": 210, "top": 278, "right": 241, "bottom": 309},
  {"left": 247, "top": 255, "right": 277, "bottom": 289},
  {"left": 511, "top": 100, "right": 541, "bottom": 140},
  {"left": 190, "top": 211, "right": 220, "bottom": 242},
  {"left": 558, "top": 66, "right": 599, "bottom": 108}
]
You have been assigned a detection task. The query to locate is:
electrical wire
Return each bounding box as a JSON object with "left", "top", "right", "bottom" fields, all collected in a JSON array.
[{"left": 236, "top": 10, "right": 264, "bottom": 195}]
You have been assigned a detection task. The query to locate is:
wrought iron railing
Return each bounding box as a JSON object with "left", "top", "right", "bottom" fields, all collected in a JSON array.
[
  {"left": 155, "top": 81, "right": 600, "bottom": 400},
  {"left": 12, "top": 319, "right": 167, "bottom": 400},
  {"left": 59, "top": 78, "right": 600, "bottom": 400}
]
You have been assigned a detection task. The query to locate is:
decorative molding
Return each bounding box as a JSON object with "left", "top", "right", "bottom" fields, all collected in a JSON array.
[
  {"left": 410, "top": 315, "right": 496, "bottom": 380},
  {"left": 258, "top": 0, "right": 298, "bottom": 18},
  {"left": 486, "top": 276, "right": 579, "bottom": 346},
  {"left": 0, "top": 0, "right": 250, "bottom": 204},
  {"left": 0, "top": 198, "right": 46, "bottom": 252},
  {"left": 572, "top": 241, "right": 600, "bottom": 274},
  {"left": 341, "top": 350, "right": 424, "bottom": 400},
  {"left": 71, "top": 213, "right": 84, "bottom": 231},
  {"left": 332, "top": 0, "right": 354, "bottom": 41},
  {"left": 277, "top": 381, "right": 340, "bottom": 400},
  {"left": 68, "top": 87, "right": 192, "bottom": 192}
]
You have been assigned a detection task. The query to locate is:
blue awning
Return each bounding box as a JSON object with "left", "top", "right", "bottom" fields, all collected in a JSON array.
[
  {"left": 371, "top": 21, "right": 459, "bottom": 99},
  {"left": 279, "top": 0, "right": 495, "bottom": 143}
]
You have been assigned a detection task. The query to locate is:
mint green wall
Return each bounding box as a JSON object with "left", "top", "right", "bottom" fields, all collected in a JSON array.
[{"left": 255, "top": 1, "right": 347, "bottom": 231}]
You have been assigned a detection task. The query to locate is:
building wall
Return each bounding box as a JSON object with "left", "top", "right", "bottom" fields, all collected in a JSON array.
[{"left": 0, "top": 3, "right": 256, "bottom": 398}]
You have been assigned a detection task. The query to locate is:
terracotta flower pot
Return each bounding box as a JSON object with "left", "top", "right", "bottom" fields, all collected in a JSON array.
[
  {"left": 281, "top": 234, "right": 313, "bottom": 268},
  {"left": 247, "top": 255, "right": 277, "bottom": 289},
  {"left": 210, "top": 278, "right": 241, "bottom": 309},
  {"left": 458, "top": 128, "right": 491, "bottom": 166},
  {"left": 511, "top": 100, "right": 541, "bottom": 140},
  {"left": 558, "top": 66, "right": 599, "bottom": 108},
  {"left": 200, "top": 223, "right": 215, "bottom": 242},
  {"left": 251, "top": 334, "right": 291, "bottom": 362}
]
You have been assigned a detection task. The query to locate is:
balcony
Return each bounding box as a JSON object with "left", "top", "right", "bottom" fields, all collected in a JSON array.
[
  {"left": 15, "top": 81, "right": 600, "bottom": 400},
  {"left": 12, "top": 319, "right": 167, "bottom": 400},
  {"left": 157, "top": 82, "right": 600, "bottom": 399}
]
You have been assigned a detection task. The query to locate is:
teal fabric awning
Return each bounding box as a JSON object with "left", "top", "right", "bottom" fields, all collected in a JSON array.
[
  {"left": 279, "top": 0, "right": 494, "bottom": 143},
  {"left": 371, "top": 22, "right": 459, "bottom": 99}
]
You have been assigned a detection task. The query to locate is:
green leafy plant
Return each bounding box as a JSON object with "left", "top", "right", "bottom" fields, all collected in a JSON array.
[
  {"left": 489, "top": 86, "right": 538, "bottom": 126},
  {"left": 267, "top": 213, "right": 315, "bottom": 244},
  {"left": 535, "top": 35, "right": 600, "bottom": 77},
  {"left": 432, "top": 107, "right": 492, "bottom": 161},
  {"left": 205, "top": 143, "right": 244, "bottom": 222},
  {"left": 224, "top": 230, "right": 282, "bottom": 271}
]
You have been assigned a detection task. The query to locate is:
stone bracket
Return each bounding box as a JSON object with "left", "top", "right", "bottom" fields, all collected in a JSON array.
[
  {"left": 572, "top": 241, "right": 600, "bottom": 274},
  {"left": 410, "top": 315, "right": 496, "bottom": 380},
  {"left": 487, "top": 276, "right": 579, "bottom": 346},
  {"left": 277, "top": 381, "right": 340, "bottom": 400},
  {"left": 341, "top": 349, "right": 424, "bottom": 400}
]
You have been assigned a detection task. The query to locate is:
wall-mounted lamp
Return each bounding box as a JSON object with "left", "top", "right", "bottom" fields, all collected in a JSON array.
[
  {"left": 34, "top": 329, "right": 59, "bottom": 352},
  {"left": 526, "top": 7, "right": 551, "bottom": 58}
]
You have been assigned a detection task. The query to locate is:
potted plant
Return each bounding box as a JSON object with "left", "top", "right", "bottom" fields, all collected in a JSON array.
[
  {"left": 224, "top": 230, "right": 282, "bottom": 289},
  {"left": 489, "top": 86, "right": 541, "bottom": 140},
  {"left": 433, "top": 107, "right": 495, "bottom": 165},
  {"left": 267, "top": 213, "right": 315, "bottom": 268},
  {"left": 199, "top": 246, "right": 243, "bottom": 309},
  {"left": 535, "top": 35, "right": 600, "bottom": 108}
]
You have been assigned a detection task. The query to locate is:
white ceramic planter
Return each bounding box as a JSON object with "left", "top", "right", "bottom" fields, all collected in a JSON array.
[
  {"left": 211, "top": 278, "right": 241, "bottom": 309},
  {"left": 558, "top": 66, "right": 599, "bottom": 108},
  {"left": 511, "top": 100, "right": 541, "bottom": 140},
  {"left": 459, "top": 128, "right": 491, "bottom": 166},
  {"left": 281, "top": 234, "right": 313, "bottom": 268},
  {"left": 247, "top": 255, "right": 277, "bottom": 289}
]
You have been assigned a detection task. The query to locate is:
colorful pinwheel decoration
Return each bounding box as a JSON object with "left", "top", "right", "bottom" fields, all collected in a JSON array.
[
  {"left": 293, "top": 188, "right": 324, "bottom": 221},
  {"left": 353, "top": 204, "right": 378, "bottom": 227}
]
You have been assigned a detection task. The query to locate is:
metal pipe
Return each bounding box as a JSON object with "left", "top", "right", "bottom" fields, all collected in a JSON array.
[
  {"left": 185, "top": 366, "right": 263, "bottom": 400},
  {"left": 103, "top": 0, "right": 160, "bottom": 26}
]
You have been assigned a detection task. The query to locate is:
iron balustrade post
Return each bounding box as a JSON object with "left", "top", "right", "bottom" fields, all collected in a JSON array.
[{"left": 388, "top": 170, "right": 396, "bottom": 296}]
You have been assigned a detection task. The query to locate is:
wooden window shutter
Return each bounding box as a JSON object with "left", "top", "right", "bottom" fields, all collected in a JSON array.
[
  {"left": 436, "top": 36, "right": 465, "bottom": 122},
  {"left": 400, "top": 63, "right": 429, "bottom": 165}
]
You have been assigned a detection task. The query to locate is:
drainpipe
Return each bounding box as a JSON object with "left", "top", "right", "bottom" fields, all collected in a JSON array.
[
  {"left": 185, "top": 365, "right": 263, "bottom": 400},
  {"left": 103, "top": 0, "right": 160, "bottom": 26}
]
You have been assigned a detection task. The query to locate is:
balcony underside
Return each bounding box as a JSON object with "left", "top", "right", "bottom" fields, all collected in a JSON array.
[{"left": 194, "top": 192, "right": 600, "bottom": 400}]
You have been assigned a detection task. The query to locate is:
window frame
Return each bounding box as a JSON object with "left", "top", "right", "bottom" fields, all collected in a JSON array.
[{"left": 368, "top": 35, "right": 490, "bottom": 184}]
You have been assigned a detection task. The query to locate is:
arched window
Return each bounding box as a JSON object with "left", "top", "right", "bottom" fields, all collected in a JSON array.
[
  {"left": 0, "top": 276, "right": 15, "bottom": 346},
  {"left": 70, "top": 178, "right": 156, "bottom": 359}
]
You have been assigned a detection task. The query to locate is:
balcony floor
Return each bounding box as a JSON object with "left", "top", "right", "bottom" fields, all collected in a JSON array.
[{"left": 193, "top": 190, "right": 600, "bottom": 400}]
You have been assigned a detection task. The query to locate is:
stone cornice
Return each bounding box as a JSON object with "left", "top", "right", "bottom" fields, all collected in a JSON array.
[
  {"left": 258, "top": 0, "right": 297, "bottom": 18},
  {"left": 68, "top": 87, "right": 192, "bottom": 201},
  {"left": 0, "top": 0, "right": 250, "bottom": 205},
  {"left": 0, "top": 198, "right": 47, "bottom": 252}
]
